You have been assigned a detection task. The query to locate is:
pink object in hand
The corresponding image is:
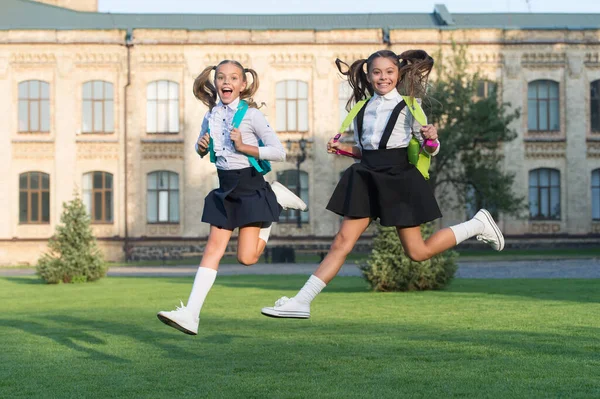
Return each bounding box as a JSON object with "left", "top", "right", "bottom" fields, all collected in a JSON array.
[
  {"left": 424, "top": 139, "right": 439, "bottom": 148},
  {"left": 333, "top": 134, "right": 361, "bottom": 159}
]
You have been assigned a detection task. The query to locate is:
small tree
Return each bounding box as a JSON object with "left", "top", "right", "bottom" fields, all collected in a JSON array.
[
  {"left": 37, "top": 194, "right": 106, "bottom": 284},
  {"left": 360, "top": 223, "right": 457, "bottom": 292}
]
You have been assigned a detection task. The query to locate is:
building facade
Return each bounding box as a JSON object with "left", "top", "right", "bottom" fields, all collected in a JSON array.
[{"left": 1, "top": 0, "right": 599, "bottom": 264}]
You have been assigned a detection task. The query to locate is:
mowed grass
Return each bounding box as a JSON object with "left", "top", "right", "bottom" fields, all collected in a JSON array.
[{"left": 0, "top": 275, "right": 599, "bottom": 398}]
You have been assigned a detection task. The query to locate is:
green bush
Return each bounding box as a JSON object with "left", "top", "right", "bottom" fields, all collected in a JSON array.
[
  {"left": 359, "top": 223, "right": 457, "bottom": 292},
  {"left": 36, "top": 195, "right": 106, "bottom": 284}
]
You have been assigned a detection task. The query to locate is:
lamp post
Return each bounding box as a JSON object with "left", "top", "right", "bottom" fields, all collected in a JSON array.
[{"left": 286, "top": 138, "right": 307, "bottom": 228}]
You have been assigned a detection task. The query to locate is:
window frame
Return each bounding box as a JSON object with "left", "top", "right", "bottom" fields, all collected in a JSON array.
[
  {"left": 527, "top": 80, "right": 560, "bottom": 132},
  {"left": 276, "top": 80, "right": 309, "bottom": 133},
  {"left": 476, "top": 80, "right": 497, "bottom": 99},
  {"left": 591, "top": 80, "right": 600, "bottom": 133},
  {"left": 83, "top": 171, "right": 114, "bottom": 224},
  {"left": 19, "top": 172, "right": 50, "bottom": 224},
  {"left": 147, "top": 171, "right": 180, "bottom": 224},
  {"left": 592, "top": 169, "right": 600, "bottom": 221},
  {"left": 18, "top": 80, "right": 50, "bottom": 133},
  {"left": 146, "top": 80, "right": 180, "bottom": 134},
  {"left": 82, "top": 81, "right": 114, "bottom": 134},
  {"left": 528, "top": 168, "right": 561, "bottom": 221}
]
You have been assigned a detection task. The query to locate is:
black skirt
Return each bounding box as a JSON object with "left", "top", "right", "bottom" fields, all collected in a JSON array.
[
  {"left": 202, "top": 167, "right": 281, "bottom": 230},
  {"left": 326, "top": 148, "right": 442, "bottom": 227}
]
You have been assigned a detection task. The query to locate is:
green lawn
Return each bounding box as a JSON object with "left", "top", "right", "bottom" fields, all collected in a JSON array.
[{"left": 1, "top": 276, "right": 599, "bottom": 398}]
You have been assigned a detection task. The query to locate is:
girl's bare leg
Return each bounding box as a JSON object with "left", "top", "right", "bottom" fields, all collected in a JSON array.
[
  {"left": 314, "top": 217, "right": 372, "bottom": 283},
  {"left": 199, "top": 226, "right": 234, "bottom": 270},
  {"left": 236, "top": 223, "right": 265, "bottom": 266},
  {"left": 396, "top": 226, "right": 456, "bottom": 262},
  {"left": 397, "top": 209, "right": 506, "bottom": 261}
]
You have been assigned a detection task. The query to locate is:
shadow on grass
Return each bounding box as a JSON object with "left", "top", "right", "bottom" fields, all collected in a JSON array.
[
  {"left": 0, "top": 314, "right": 205, "bottom": 363},
  {"left": 2, "top": 276, "right": 45, "bottom": 285},
  {"left": 0, "top": 318, "right": 128, "bottom": 363}
]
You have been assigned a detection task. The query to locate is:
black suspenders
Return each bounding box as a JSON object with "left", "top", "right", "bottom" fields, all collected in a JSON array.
[{"left": 357, "top": 100, "right": 407, "bottom": 150}]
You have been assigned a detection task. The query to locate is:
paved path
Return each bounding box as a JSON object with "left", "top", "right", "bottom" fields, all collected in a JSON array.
[{"left": 2, "top": 259, "right": 600, "bottom": 278}]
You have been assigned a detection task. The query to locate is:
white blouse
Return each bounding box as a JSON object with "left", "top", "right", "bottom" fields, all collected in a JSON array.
[
  {"left": 353, "top": 89, "right": 440, "bottom": 156},
  {"left": 196, "top": 98, "right": 286, "bottom": 170}
]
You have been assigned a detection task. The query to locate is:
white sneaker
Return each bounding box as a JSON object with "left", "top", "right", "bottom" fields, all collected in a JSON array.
[
  {"left": 270, "top": 181, "right": 308, "bottom": 211},
  {"left": 261, "top": 296, "right": 310, "bottom": 319},
  {"left": 473, "top": 209, "right": 505, "bottom": 251},
  {"left": 157, "top": 302, "right": 199, "bottom": 335}
]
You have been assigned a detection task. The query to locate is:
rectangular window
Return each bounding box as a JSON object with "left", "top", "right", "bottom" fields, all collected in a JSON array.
[
  {"left": 19, "top": 172, "right": 50, "bottom": 224},
  {"left": 18, "top": 81, "right": 50, "bottom": 133}
]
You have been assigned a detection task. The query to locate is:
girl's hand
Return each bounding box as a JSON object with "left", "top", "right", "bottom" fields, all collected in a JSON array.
[
  {"left": 230, "top": 128, "right": 244, "bottom": 150},
  {"left": 420, "top": 124, "right": 438, "bottom": 141},
  {"left": 326, "top": 137, "right": 342, "bottom": 154},
  {"left": 197, "top": 133, "right": 210, "bottom": 154}
]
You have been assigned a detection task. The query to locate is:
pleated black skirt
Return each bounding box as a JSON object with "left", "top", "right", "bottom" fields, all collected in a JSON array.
[
  {"left": 202, "top": 167, "right": 281, "bottom": 230},
  {"left": 326, "top": 148, "right": 442, "bottom": 227}
]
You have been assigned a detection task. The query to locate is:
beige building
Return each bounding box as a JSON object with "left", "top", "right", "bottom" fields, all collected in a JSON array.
[{"left": 1, "top": 0, "right": 599, "bottom": 265}]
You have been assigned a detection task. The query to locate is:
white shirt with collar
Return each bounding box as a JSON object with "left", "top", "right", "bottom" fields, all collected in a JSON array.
[
  {"left": 353, "top": 89, "right": 440, "bottom": 156},
  {"left": 196, "top": 97, "right": 286, "bottom": 170}
]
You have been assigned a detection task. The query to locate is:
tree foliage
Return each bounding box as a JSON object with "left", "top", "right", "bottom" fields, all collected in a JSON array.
[
  {"left": 37, "top": 194, "right": 106, "bottom": 284},
  {"left": 425, "top": 43, "right": 525, "bottom": 217}
]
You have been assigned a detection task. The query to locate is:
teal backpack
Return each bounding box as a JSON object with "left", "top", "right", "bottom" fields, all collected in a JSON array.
[{"left": 208, "top": 100, "right": 271, "bottom": 175}]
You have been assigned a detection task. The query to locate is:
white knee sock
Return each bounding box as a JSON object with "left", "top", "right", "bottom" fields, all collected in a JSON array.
[
  {"left": 258, "top": 223, "right": 272, "bottom": 243},
  {"left": 186, "top": 267, "right": 217, "bottom": 317},
  {"left": 294, "top": 275, "right": 326, "bottom": 304},
  {"left": 449, "top": 217, "right": 485, "bottom": 245}
]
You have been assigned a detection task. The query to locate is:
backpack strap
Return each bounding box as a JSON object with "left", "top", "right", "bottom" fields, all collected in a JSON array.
[
  {"left": 209, "top": 100, "right": 249, "bottom": 163},
  {"left": 339, "top": 98, "right": 369, "bottom": 133},
  {"left": 379, "top": 100, "right": 407, "bottom": 149},
  {"left": 356, "top": 105, "right": 367, "bottom": 150},
  {"left": 208, "top": 100, "right": 269, "bottom": 174},
  {"left": 401, "top": 95, "right": 427, "bottom": 126}
]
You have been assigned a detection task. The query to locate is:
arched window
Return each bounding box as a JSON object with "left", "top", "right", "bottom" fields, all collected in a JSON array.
[
  {"left": 527, "top": 80, "right": 559, "bottom": 131},
  {"left": 529, "top": 168, "right": 560, "bottom": 220},
  {"left": 147, "top": 171, "right": 179, "bottom": 223},
  {"left": 83, "top": 172, "right": 113, "bottom": 223},
  {"left": 82, "top": 81, "right": 114, "bottom": 133},
  {"left": 276, "top": 80, "right": 308, "bottom": 132},
  {"left": 147, "top": 80, "right": 179, "bottom": 133},
  {"left": 19, "top": 172, "right": 50, "bottom": 223},
  {"left": 18, "top": 80, "right": 50, "bottom": 132},
  {"left": 276, "top": 170, "right": 309, "bottom": 224}
]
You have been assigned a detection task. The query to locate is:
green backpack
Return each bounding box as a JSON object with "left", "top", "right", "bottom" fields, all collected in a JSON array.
[
  {"left": 338, "top": 95, "right": 433, "bottom": 180},
  {"left": 207, "top": 100, "right": 271, "bottom": 175}
]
